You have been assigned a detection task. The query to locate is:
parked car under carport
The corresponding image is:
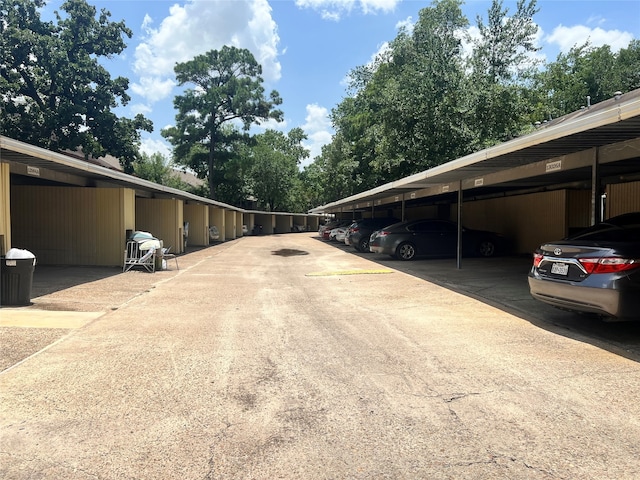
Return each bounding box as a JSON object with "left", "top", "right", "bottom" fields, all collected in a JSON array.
[
  {"left": 528, "top": 212, "right": 640, "bottom": 321},
  {"left": 369, "top": 219, "right": 508, "bottom": 261},
  {"left": 345, "top": 217, "right": 399, "bottom": 253}
]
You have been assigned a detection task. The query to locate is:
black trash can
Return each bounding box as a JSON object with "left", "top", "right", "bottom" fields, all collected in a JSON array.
[{"left": 1, "top": 257, "right": 36, "bottom": 306}]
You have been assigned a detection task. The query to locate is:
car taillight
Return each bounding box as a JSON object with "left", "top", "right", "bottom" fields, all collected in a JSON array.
[
  {"left": 378, "top": 230, "right": 390, "bottom": 237},
  {"left": 579, "top": 257, "right": 639, "bottom": 274},
  {"left": 532, "top": 253, "right": 543, "bottom": 268},
  {"left": 352, "top": 227, "right": 359, "bottom": 233}
]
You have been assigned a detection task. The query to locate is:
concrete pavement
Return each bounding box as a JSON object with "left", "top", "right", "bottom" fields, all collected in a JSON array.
[
  {"left": 1, "top": 233, "right": 640, "bottom": 479},
  {"left": 2, "top": 235, "right": 640, "bottom": 371}
]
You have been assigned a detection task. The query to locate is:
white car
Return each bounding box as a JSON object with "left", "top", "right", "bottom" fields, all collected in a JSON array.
[{"left": 330, "top": 226, "right": 349, "bottom": 243}]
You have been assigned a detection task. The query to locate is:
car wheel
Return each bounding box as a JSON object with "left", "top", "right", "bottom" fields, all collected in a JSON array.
[
  {"left": 477, "top": 239, "right": 496, "bottom": 257},
  {"left": 358, "top": 238, "right": 370, "bottom": 252},
  {"left": 395, "top": 242, "right": 416, "bottom": 261}
]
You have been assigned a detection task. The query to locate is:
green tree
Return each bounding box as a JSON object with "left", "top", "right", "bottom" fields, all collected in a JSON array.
[
  {"left": 358, "top": 0, "right": 471, "bottom": 178},
  {"left": 471, "top": 0, "right": 539, "bottom": 82},
  {"left": 133, "top": 152, "right": 191, "bottom": 191},
  {"left": 307, "top": 133, "right": 360, "bottom": 205},
  {"left": 247, "top": 128, "right": 308, "bottom": 212},
  {"left": 0, "top": 0, "right": 152, "bottom": 172},
  {"left": 533, "top": 40, "right": 640, "bottom": 120},
  {"left": 616, "top": 40, "right": 640, "bottom": 92},
  {"left": 169, "top": 123, "right": 251, "bottom": 205},
  {"left": 215, "top": 126, "right": 254, "bottom": 207},
  {"left": 162, "top": 46, "right": 283, "bottom": 200},
  {"left": 298, "top": 160, "right": 328, "bottom": 212},
  {"left": 332, "top": 69, "right": 387, "bottom": 190},
  {"left": 306, "top": 0, "right": 543, "bottom": 204},
  {"left": 467, "top": 0, "right": 540, "bottom": 145}
]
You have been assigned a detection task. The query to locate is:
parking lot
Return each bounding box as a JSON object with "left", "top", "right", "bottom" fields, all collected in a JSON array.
[{"left": 2, "top": 233, "right": 640, "bottom": 479}]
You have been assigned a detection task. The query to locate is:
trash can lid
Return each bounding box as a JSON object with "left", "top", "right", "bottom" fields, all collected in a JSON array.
[{"left": 6, "top": 248, "right": 35, "bottom": 259}]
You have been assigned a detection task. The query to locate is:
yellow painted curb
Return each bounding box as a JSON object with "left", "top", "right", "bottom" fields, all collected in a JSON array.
[
  {"left": 0, "top": 310, "right": 104, "bottom": 329},
  {"left": 306, "top": 269, "right": 394, "bottom": 277}
]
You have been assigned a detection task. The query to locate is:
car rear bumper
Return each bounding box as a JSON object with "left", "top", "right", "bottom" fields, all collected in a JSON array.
[
  {"left": 369, "top": 245, "right": 384, "bottom": 254},
  {"left": 528, "top": 276, "right": 639, "bottom": 319}
]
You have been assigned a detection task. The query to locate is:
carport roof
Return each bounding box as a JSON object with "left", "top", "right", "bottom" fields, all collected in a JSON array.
[
  {"left": 309, "top": 89, "right": 640, "bottom": 214},
  {"left": 1, "top": 136, "right": 326, "bottom": 218},
  {"left": 0, "top": 135, "right": 243, "bottom": 211}
]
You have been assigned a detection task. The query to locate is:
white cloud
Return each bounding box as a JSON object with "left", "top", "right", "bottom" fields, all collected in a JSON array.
[
  {"left": 130, "top": 103, "right": 152, "bottom": 116},
  {"left": 295, "top": 0, "right": 355, "bottom": 18},
  {"left": 462, "top": 25, "right": 480, "bottom": 60},
  {"left": 300, "top": 103, "right": 333, "bottom": 167},
  {"left": 132, "top": 0, "right": 281, "bottom": 104},
  {"left": 253, "top": 117, "right": 289, "bottom": 132},
  {"left": 360, "top": 0, "right": 398, "bottom": 14},
  {"left": 321, "top": 10, "right": 342, "bottom": 22},
  {"left": 586, "top": 14, "right": 606, "bottom": 27},
  {"left": 395, "top": 16, "right": 414, "bottom": 34},
  {"left": 131, "top": 76, "right": 175, "bottom": 103},
  {"left": 545, "top": 25, "right": 634, "bottom": 53},
  {"left": 140, "top": 137, "right": 173, "bottom": 158},
  {"left": 295, "top": 0, "right": 399, "bottom": 20}
]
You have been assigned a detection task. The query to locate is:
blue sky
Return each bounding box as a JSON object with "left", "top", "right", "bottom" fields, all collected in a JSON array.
[{"left": 41, "top": 0, "right": 639, "bottom": 168}]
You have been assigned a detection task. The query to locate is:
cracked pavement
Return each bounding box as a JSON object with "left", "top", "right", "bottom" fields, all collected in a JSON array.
[{"left": 1, "top": 233, "right": 640, "bottom": 479}]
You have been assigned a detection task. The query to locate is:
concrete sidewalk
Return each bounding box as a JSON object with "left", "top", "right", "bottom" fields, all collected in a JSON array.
[{"left": 0, "top": 242, "right": 233, "bottom": 371}]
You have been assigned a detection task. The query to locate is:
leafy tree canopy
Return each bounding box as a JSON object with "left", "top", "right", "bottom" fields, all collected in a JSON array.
[
  {"left": 247, "top": 128, "right": 309, "bottom": 212},
  {"left": 307, "top": 0, "right": 587, "bottom": 207},
  {"left": 0, "top": 0, "right": 152, "bottom": 172},
  {"left": 133, "top": 151, "right": 194, "bottom": 192},
  {"left": 532, "top": 40, "right": 640, "bottom": 120},
  {"left": 162, "top": 46, "right": 283, "bottom": 200}
]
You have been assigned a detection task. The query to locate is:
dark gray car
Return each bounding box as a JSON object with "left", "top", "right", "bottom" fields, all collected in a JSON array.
[
  {"left": 369, "top": 218, "right": 506, "bottom": 260},
  {"left": 345, "top": 217, "right": 399, "bottom": 252},
  {"left": 528, "top": 212, "right": 640, "bottom": 321}
]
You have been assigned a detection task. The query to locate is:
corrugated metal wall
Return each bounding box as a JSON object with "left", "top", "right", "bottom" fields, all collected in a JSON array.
[
  {"left": 236, "top": 212, "right": 244, "bottom": 237},
  {"left": 253, "top": 213, "right": 271, "bottom": 235},
  {"left": 566, "top": 189, "right": 592, "bottom": 231},
  {"left": 406, "top": 205, "right": 438, "bottom": 221},
  {"left": 210, "top": 207, "right": 226, "bottom": 241},
  {"left": 459, "top": 190, "right": 568, "bottom": 254},
  {"left": 11, "top": 186, "right": 132, "bottom": 266},
  {"left": 275, "top": 215, "right": 291, "bottom": 233},
  {"left": 136, "top": 198, "right": 184, "bottom": 252},
  {"left": 225, "top": 210, "right": 237, "bottom": 238},
  {"left": 607, "top": 181, "right": 640, "bottom": 217},
  {"left": 123, "top": 189, "right": 135, "bottom": 238},
  {"left": 455, "top": 183, "right": 637, "bottom": 252},
  {"left": 184, "top": 204, "right": 209, "bottom": 246}
]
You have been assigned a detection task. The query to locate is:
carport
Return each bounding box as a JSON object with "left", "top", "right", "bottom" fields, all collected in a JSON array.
[
  {"left": 0, "top": 136, "right": 321, "bottom": 266},
  {"left": 310, "top": 90, "right": 640, "bottom": 266},
  {"left": 0, "top": 137, "right": 246, "bottom": 264}
]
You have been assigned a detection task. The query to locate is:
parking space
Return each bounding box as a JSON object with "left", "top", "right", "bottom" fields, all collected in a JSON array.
[{"left": 320, "top": 237, "right": 640, "bottom": 360}]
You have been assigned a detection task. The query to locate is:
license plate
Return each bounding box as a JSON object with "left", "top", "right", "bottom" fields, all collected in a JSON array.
[{"left": 551, "top": 262, "right": 569, "bottom": 275}]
